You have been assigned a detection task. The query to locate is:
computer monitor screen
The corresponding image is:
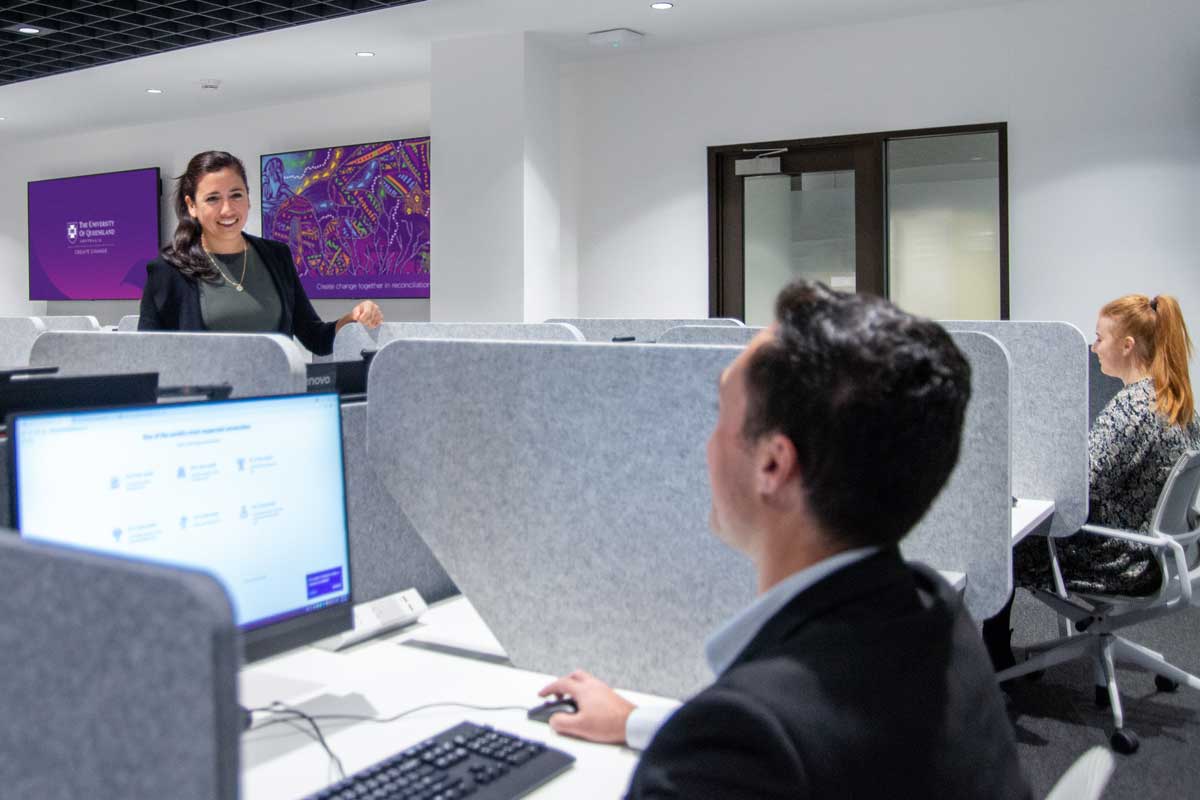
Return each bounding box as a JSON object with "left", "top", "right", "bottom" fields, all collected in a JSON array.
[
  {"left": 9, "top": 393, "right": 352, "bottom": 661},
  {"left": 27, "top": 167, "right": 161, "bottom": 300}
]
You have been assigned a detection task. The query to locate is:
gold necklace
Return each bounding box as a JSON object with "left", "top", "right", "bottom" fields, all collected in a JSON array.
[{"left": 204, "top": 245, "right": 248, "bottom": 292}]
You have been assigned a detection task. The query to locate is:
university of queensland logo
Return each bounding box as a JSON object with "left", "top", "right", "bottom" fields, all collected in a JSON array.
[{"left": 66, "top": 222, "right": 78, "bottom": 243}]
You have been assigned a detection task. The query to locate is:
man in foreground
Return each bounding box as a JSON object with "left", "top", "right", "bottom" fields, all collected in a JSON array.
[{"left": 539, "top": 281, "right": 1031, "bottom": 798}]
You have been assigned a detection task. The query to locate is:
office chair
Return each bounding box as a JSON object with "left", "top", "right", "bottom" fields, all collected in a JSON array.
[{"left": 997, "top": 450, "right": 1200, "bottom": 754}]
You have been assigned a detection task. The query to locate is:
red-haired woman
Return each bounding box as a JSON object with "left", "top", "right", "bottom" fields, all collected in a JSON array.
[{"left": 986, "top": 294, "right": 1200, "bottom": 668}]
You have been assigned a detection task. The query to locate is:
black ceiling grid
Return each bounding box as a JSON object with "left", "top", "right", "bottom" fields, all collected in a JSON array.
[{"left": 0, "top": 0, "right": 427, "bottom": 88}]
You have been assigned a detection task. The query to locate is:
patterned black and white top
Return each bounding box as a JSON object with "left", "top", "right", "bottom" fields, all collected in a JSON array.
[{"left": 1016, "top": 378, "right": 1200, "bottom": 595}]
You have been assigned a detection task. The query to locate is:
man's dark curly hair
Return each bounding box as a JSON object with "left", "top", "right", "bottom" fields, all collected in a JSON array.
[{"left": 741, "top": 281, "right": 971, "bottom": 548}]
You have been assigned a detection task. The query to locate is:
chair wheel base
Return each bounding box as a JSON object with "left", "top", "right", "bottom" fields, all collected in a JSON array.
[
  {"left": 1155, "top": 675, "right": 1180, "bottom": 693},
  {"left": 1111, "top": 728, "right": 1139, "bottom": 754},
  {"left": 1094, "top": 686, "right": 1110, "bottom": 708}
]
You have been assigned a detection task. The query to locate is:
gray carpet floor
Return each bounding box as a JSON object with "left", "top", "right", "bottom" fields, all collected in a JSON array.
[{"left": 1005, "top": 589, "right": 1200, "bottom": 798}]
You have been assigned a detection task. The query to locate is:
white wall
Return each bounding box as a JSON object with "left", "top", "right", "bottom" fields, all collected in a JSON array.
[
  {"left": 561, "top": 0, "right": 1200, "bottom": 358},
  {"left": 0, "top": 81, "right": 432, "bottom": 325}
]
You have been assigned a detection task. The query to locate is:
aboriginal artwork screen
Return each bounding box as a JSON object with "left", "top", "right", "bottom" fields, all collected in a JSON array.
[{"left": 260, "top": 138, "right": 430, "bottom": 299}]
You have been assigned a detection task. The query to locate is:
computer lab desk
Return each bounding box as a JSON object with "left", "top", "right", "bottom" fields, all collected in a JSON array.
[
  {"left": 242, "top": 568, "right": 974, "bottom": 799},
  {"left": 240, "top": 595, "right": 675, "bottom": 799}
]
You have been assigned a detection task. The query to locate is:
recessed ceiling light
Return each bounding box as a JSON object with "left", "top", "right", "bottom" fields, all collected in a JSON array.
[
  {"left": 651, "top": 2, "right": 674, "bottom": 9},
  {"left": 18, "top": 26, "right": 41, "bottom": 34},
  {"left": 0, "top": 116, "right": 7, "bottom": 121},
  {"left": 356, "top": 51, "right": 375, "bottom": 58},
  {"left": 146, "top": 88, "right": 164, "bottom": 94}
]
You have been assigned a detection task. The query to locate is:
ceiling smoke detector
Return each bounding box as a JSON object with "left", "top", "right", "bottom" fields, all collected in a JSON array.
[
  {"left": 587, "top": 28, "right": 644, "bottom": 49},
  {"left": 200, "top": 78, "right": 222, "bottom": 91}
]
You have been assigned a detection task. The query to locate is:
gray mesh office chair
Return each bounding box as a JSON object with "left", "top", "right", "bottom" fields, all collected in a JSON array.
[{"left": 997, "top": 450, "right": 1200, "bottom": 754}]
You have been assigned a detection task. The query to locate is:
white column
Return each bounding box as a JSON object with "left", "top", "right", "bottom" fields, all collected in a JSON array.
[{"left": 430, "top": 32, "right": 562, "bottom": 322}]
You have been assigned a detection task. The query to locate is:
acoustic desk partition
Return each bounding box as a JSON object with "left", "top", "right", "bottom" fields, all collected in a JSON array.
[
  {"left": 657, "top": 325, "right": 765, "bottom": 345},
  {"left": 341, "top": 400, "right": 457, "bottom": 605},
  {"left": 0, "top": 317, "right": 46, "bottom": 367},
  {"left": 1089, "top": 349, "right": 1122, "bottom": 428},
  {"left": 901, "top": 331, "right": 1013, "bottom": 620},
  {"left": 117, "top": 314, "right": 140, "bottom": 332},
  {"left": 328, "top": 321, "right": 585, "bottom": 362},
  {"left": 0, "top": 535, "right": 239, "bottom": 799},
  {"left": 368, "top": 339, "right": 753, "bottom": 700},
  {"left": 28, "top": 331, "right": 308, "bottom": 398},
  {"left": 544, "top": 317, "right": 743, "bottom": 343},
  {"left": 941, "top": 321, "right": 1088, "bottom": 538},
  {"left": 35, "top": 315, "right": 101, "bottom": 331}
]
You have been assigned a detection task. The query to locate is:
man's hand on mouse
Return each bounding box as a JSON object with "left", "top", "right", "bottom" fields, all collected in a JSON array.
[{"left": 537, "top": 669, "right": 636, "bottom": 744}]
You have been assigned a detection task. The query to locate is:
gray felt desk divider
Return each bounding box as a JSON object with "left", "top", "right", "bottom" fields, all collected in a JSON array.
[
  {"left": 330, "top": 321, "right": 585, "bottom": 362},
  {"left": 0, "top": 534, "right": 240, "bottom": 799},
  {"left": 901, "top": 331, "right": 1013, "bottom": 620},
  {"left": 117, "top": 314, "right": 140, "bottom": 332},
  {"left": 368, "top": 339, "right": 752, "bottom": 699},
  {"left": 0, "top": 316, "right": 46, "bottom": 367},
  {"left": 29, "top": 331, "right": 308, "bottom": 398},
  {"left": 941, "top": 321, "right": 1088, "bottom": 537},
  {"left": 658, "top": 325, "right": 765, "bottom": 345},
  {"left": 1089, "top": 349, "right": 1122, "bottom": 428},
  {"left": 36, "top": 315, "right": 101, "bottom": 331},
  {"left": 544, "top": 317, "right": 743, "bottom": 343},
  {"left": 340, "top": 401, "right": 458, "bottom": 604},
  {"left": 0, "top": 441, "right": 9, "bottom": 529}
]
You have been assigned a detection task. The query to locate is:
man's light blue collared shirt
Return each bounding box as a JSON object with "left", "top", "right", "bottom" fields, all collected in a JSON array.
[{"left": 625, "top": 545, "right": 881, "bottom": 750}]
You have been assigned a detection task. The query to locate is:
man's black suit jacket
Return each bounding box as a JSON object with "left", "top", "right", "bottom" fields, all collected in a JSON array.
[
  {"left": 137, "top": 234, "right": 336, "bottom": 356},
  {"left": 626, "top": 549, "right": 1031, "bottom": 799}
]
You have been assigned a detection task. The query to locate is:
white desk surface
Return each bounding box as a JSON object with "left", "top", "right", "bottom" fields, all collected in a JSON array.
[
  {"left": 241, "top": 596, "right": 676, "bottom": 799},
  {"left": 243, "top": 567, "right": 971, "bottom": 798},
  {"left": 1012, "top": 498, "right": 1056, "bottom": 545}
]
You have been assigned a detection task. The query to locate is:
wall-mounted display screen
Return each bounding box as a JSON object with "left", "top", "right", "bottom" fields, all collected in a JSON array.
[
  {"left": 260, "top": 137, "right": 430, "bottom": 300},
  {"left": 27, "top": 167, "right": 162, "bottom": 301}
]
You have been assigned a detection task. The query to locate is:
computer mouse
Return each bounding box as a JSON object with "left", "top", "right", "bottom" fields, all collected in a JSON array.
[{"left": 527, "top": 697, "right": 578, "bottom": 724}]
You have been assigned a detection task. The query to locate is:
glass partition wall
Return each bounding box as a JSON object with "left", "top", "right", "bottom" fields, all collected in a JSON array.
[{"left": 709, "top": 124, "right": 1007, "bottom": 322}]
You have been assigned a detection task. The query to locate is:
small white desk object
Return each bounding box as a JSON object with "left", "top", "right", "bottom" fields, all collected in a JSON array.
[{"left": 1011, "top": 498, "right": 1056, "bottom": 545}]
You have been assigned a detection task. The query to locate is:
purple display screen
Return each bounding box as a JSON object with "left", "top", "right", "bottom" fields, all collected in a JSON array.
[
  {"left": 260, "top": 138, "right": 430, "bottom": 299},
  {"left": 27, "top": 167, "right": 161, "bottom": 300}
]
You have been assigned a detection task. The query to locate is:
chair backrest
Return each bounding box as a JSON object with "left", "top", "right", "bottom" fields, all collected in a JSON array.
[
  {"left": 1044, "top": 746, "right": 1115, "bottom": 800},
  {"left": 1151, "top": 450, "right": 1200, "bottom": 538}
]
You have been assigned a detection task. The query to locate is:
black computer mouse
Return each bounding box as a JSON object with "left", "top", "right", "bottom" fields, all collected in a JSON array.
[{"left": 527, "top": 697, "right": 579, "bottom": 724}]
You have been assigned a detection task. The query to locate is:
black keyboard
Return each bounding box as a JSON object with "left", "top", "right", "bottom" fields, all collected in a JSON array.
[{"left": 303, "top": 721, "right": 575, "bottom": 800}]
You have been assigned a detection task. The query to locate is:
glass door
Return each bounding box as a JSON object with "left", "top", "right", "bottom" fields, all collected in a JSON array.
[{"left": 744, "top": 169, "right": 856, "bottom": 326}]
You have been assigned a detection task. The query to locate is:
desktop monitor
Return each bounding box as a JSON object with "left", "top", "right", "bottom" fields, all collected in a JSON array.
[
  {"left": 0, "top": 372, "right": 160, "bottom": 422},
  {"left": 8, "top": 393, "right": 353, "bottom": 662},
  {"left": 27, "top": 166, "right": 162, "bottom": 300}
]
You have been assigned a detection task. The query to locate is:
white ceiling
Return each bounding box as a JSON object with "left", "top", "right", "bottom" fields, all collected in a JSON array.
[{"left": 0, "top": 0, "right": 1017, "bottom": 142}]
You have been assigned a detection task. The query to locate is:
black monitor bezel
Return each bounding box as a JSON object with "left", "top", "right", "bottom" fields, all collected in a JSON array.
[{"left": 6, "top": 391, "right": 354, "bottom": 664}]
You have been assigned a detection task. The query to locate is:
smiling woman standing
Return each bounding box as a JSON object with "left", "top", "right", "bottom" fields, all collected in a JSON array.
[{"left": 138, "top": 151, "right": 382, "bottom": 355}]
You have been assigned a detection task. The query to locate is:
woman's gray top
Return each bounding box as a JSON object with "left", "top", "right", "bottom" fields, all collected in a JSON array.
[{"left": 199, "top": 246, "right": 283, "bottom": 333}]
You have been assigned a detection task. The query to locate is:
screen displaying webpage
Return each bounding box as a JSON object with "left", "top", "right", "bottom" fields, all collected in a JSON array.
[{"left": 13, "top": 394, "right": 351, "bottom": 629}]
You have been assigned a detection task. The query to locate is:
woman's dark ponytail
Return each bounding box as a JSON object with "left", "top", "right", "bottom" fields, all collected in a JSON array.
[{"left": 160, "top": 151, "right": 249, "bottom": 283}]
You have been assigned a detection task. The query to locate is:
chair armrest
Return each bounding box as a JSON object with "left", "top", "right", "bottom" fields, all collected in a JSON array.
[
  {"left": 1162, "top": 537, "right": 1194, "bottom": 604},
  {"left": 1078, "top": 524, "right": 1167, "bottom": 548}
]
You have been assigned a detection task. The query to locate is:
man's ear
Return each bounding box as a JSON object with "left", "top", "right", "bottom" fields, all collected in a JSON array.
[{"left": 756, "top": 432, "right": 798, "bottom": 496}]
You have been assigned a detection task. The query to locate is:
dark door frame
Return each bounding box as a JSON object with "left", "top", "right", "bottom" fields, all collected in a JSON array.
[{"left": 708, "top": 122, "right": 1008, "bottom": 320}]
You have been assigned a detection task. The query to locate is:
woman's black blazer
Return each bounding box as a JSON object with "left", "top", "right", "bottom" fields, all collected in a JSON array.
[{"left": 138, "top": 233, "right": 336, "bottom": 356}]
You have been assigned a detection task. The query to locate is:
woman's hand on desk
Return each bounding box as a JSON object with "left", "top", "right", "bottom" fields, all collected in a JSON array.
[
  {"left": 336, "top": 300, "right": 384, "bottom": 332},
  {"left": 538, "top": 669, "right": 635, "bottom": 745}
]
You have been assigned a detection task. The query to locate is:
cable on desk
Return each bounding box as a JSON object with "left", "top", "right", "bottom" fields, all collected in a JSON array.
[
  {"left": 249, "top": 702, "right": 346, "bottom": 780},
  {"left": 247, "top": 700, "right": 530, "bottom": 781}
]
